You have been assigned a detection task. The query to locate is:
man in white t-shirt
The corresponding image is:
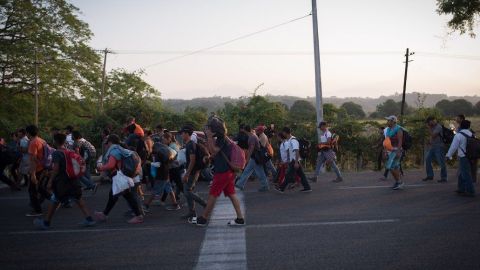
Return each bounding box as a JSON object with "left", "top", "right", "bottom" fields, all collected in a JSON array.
[
  {"left": 275, "top": 127, "right": 311, "bottom": 193},
  {"left": 314, "top": 121, "right": 343, "bottom": 182}
]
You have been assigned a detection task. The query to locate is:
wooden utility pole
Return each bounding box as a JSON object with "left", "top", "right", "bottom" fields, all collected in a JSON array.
[
  {"left": 100, "top": 48, "right": 110, "bottom": 113},
  {"left": 400, "top": 48, "right": 414, "bottom": 123},
  {"left": 34, "top": 49, "right": 39, "bottom": 126},
  {"left": 311, "top": 0, "right": 324, "bottom": 142}
]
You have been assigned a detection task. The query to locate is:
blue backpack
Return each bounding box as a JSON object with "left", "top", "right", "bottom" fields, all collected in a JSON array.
[{"left": 120, "top": 150, "right": 141, "bottom": 178}]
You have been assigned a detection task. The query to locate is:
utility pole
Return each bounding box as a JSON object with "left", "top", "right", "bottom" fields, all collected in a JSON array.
[
  {"left": 34, "top": 49, "right": 39, "bottom": 126},
  {"left": 400, "top": 48, "right": 414, "bottom": 123},
  {"left": 311, "top": 0, "right": 324, "bottom": 142},
  {"left": 100, "top": 48, "right": 110, "bottom": 113}
]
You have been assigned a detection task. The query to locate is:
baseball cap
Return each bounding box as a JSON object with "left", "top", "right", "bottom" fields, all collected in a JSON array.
[
  {"left": 256, "top": 125, "right": 266, "bottom": 133},
  {"left": 385, "top": 115, "right": 398, "bottom": 122}
]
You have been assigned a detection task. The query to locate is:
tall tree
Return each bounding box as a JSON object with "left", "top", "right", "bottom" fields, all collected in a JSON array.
[
  {"left": 375, "top": 99, "right": 411, "bottom": 118},
  {"left": 289, "top": 100, "right": 316, "bottom": 123},
  {"left": 436, "top": 0, "right": 480, "bottom": 37},
  {"left": 0, "top": 0, "right": 101, "bottom": 131},
  {"left": 340, "top": 101, "right": 366, "bottom": 119}
]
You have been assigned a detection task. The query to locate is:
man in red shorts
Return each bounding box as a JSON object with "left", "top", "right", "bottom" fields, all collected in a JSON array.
[{"left": 188, "top": 117, "right": 245, "bottom": 227}]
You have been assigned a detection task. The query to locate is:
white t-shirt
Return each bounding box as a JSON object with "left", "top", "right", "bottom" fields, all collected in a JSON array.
[
  {"left": 319, "top": 130, "right": 332, "bottom": 143},
  {"left": 287, "top": 136, "right": 300, "bottom": 162},
  {"left": 279, "top": 141, "right": 289, "bottom": 163}
]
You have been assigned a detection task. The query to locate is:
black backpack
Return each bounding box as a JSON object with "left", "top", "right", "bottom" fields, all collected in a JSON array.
[
  {"left": 194, "top": 143, "right": 210, "bottom": 170},
  {"left": 0, "top": 145, "right": 21, "bottom": 167},
  {"left": 402, "top": 129, "right": 413, "bottom": 151},
  {"left": 441, "top": 125, "right": 455, "bottom": 145},
  {"left": 459, "top": 132, "right": 480, "bottom": 160},
  {"left": 298, "top": 138, "right": 311, "bottom": 159},
  {"left": 236, "top": 132, "right": 249, "bottom": 150}
]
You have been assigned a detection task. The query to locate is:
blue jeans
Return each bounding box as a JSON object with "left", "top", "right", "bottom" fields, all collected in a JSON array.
[
  {"left": 315, "top": 151, "right": 342, "bottom": 178},
  {"left": 458, "top": 157, "right": 475, "bottom": 194},
  {"left": 236, "top": 158, "right": 269, "bottom": 189},
  {"left": 425, "top": 146, "right": 447, "bottom": 180},
  {"left": 79, "top": 162, "right": 95, "bottom": 189}
]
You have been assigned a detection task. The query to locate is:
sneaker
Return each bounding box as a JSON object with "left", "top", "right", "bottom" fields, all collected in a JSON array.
[
  {"left": 392, "top": 182, "right": 404, "bottom": 190},
  {"left": 181, "top": 212, "right": 196, "bottom": 220},
  {"left": 300, "top": 188, "right": 312, "bottom": 193},
  {"left": 80, "top": 218, "right": 96, "bottom": 227},
  {"left": 142, "top": 205, "right": 151, "bottom": 214},
  {"left": 332, "top": 177, "right": 343, "bottom": 183},
  {"left": 274, "top": 186, "right": 285, "bottom": 194},
  {"left": 437, "top": 179, "right": 448, "bottom": 183},
  {"left": 25, "top": 211, "right": 42, "bottom": 217},
  {"left": 227, "top": 218, "right": 245, "bottom": 226},
  {"left": 187, "top": 216, "right": 197, "bottom": 224},
  {"left": 94, "top": 211, "right": 107, "bottom": 222},
  {"left": 287, "top": 183, "right": 296, "bottom": 190},
  {"left": 166, "top": 204, "right": 181, "bottom": 211},
  {"left": 234, "top": 184, "right": 244, "bottom": 191},
  {"left": 124, "top": 210, "right": 135, "bottom": 217},
  {"left": 33, "top": 218, "right": 49, "bottom": 230},
  {"left": 258, "top": 186, "right": 269, "bottom": 192},
  {"left": 127, "top": 215, "right": 144, "bottom": 224},
  {"left": 195, "top": 216, "right": 208, "bottom": 227},
  {"left": 422, "top": 177, "right": 433, "bottom": 181}
]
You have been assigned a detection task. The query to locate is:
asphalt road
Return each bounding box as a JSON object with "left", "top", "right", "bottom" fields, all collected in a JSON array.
[{"left": 0, "top": 169, "right": 479, "bottom": 270}]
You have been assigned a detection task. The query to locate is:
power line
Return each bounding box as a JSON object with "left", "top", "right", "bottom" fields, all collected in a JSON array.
[{"left": 140, "top": 13, "right": 312, "bottom": 69}]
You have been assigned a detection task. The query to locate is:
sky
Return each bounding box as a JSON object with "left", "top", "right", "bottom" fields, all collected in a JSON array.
[{"left": 70, "top": 0, "right": 480, "bottom": 99}]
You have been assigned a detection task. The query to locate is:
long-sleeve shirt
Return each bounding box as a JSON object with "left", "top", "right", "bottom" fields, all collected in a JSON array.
[{"left": 446, "top": 129, "right": 472, "bottom": 159}]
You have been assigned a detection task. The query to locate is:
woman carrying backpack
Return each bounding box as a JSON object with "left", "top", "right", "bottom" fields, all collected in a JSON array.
[{"left": 94, "top": 134, "right": 144, "bottom": 224}]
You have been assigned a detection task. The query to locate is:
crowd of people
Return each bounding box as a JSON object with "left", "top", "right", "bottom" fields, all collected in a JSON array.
[{"left": 0, "top": 113, "right": 478, "bottom": 230}]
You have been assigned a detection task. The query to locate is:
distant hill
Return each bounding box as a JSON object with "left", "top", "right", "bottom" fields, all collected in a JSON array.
[{"left": 163, "top": 92, "right": 480, "bottom": 113}]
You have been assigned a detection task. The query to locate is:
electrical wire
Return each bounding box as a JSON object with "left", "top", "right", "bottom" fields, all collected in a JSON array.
[{"left": 139, "top": 13, "right": 312, "bottom": 69}]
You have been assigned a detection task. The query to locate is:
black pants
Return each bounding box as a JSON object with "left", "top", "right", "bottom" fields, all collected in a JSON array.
[
  {"left": 28, "top": 171, "right": 50, "bottom": 213},
  {"left": 279, "top": 161, "right": 311, "bottom": 191},
  {"left": 103, "top": 188, "right": 141, "bottom": 216},
  {"left": 169, "top": 166, "right": 184, "bottom": 196}
]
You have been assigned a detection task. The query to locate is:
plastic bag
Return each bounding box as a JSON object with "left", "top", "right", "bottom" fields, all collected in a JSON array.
[{"left": 112, "top": 170, "right": 135, "bottom": 196}]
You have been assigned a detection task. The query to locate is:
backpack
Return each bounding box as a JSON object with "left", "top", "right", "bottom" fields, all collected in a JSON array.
[
  {"left": 298, "top": 138, "right": 311, "bottom": 159},
  {"left": 61, "top": 150, "right": 86, "bottom": 179},
  {"left": 441, "top": 125, "right": 454, "bottom": 145},
  {"left": 253, "top": 145, "right": 270, "bottom": 165},
  {"left": 41, "top": 143, "right": 56, "bottom": 170},
  {"left": 459, "top": 132, "right": 480, "bottom": 160},
  {"left": 153, "top": 142, "right": 175, "bottom": 163},
  {"left": 121, "top": 150, "right": 141, "bottom": 178},
  {"left": 220, "top": 138, "right": 246, "bottom": 172},
  {"left": 0, "top": 145, "right": 21, "bottom": 167},
  {"left": 236, "top": 132, "right": 249, "bottom": 150},
  {"left": 194, "top": 142, "right": 210, "bottom": 170},
  {"left": 402, "top": 129, "right": 413, "bottom": 151},
  {"left": 136, "top": 138, "right": 148, "bottom": 162}
]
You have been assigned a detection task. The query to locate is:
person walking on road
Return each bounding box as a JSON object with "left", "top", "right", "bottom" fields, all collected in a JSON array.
[
  {"left": 274, "top": 127, "right": 312, "bottom": 193},
  {"left": 33, "top": 133, "right": 96, "bottom": 230},
  {"left": 313, "top": 121, "right": 343, "bottom": 183},
  {"left": 423, "top": 116, "right": 448, "bottom": 183},
  {"left": 235, "top": 125, "right": 270, "bottom": 192},
  {"left": 383, "top": 116, "right": 404, "bottom": 190},
  {"left": 446, "top": 120, "right": 476, "bottom": 197},
  {"left": 189, "top": 116, "right": 245, "bottom": 227}
]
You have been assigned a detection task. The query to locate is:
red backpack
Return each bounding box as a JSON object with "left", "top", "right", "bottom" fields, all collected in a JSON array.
[
  {"left": 220, "top": 137, "right": 246, "bottom": 172},
  {"left": 62, "top": 150, "right": 86, "bottom": 179}
]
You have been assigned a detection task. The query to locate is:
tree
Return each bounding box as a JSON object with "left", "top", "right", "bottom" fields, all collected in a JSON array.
[
  {"left": 340, "top": 102, "right": 366, "bottom": 119},
  {"left": 0, "top": 0, "right": 101, "bottom": 135},
  {"left": 374, "top": 99, "right": 412, "bottom": 118},
  {"left": 289, "top": 100, "right": 316, "bottom": 123},
  {"left": 437, "top": 0, "right": 480, "bottom": 37},
  {"left": 435, "top": 99, "right": 474, "bottom": 116},
  {"left": 475, "top": 101, "right": 480, "bottom": 115}
]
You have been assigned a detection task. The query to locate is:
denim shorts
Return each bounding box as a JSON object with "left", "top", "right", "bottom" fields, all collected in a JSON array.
[{"left": 386, "top": 151, "right": 401, "bottom": 170}]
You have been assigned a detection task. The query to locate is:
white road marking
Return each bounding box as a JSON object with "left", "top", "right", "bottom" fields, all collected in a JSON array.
[
  {"left": 194, "top": 192, "right": 247, "bottom": 270},
  {"left": 248, "top": 219, "right": 400, "bottom": 229},
  {"left": 337, "top": 184, "right": 428, "bottom": 190}
]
